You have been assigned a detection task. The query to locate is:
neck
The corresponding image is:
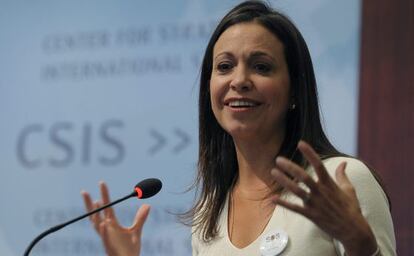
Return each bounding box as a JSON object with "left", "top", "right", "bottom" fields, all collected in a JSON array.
[{"left": 232, "top": 133, "right": 284, "bottom": 197}]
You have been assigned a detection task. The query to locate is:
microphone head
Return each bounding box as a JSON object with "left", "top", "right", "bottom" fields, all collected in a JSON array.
[{"left": 134, "top": 178, "right": 162, "bottom": 199}]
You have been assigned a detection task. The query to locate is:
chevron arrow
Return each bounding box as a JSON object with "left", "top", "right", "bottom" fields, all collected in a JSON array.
[
  {"left": 172, "top": 128, "right": 191, "bottom": 153},
  {"left": 148, "top": 129, "right": 167, "bottom": 155}
]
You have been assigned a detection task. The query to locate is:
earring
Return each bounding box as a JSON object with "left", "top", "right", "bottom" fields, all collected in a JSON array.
[{"left": 290, "top": 103, "right": 296, "bottom": 110}]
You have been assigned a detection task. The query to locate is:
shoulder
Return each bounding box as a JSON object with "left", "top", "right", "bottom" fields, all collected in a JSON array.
[
  {"left": 317, "top": 157, "right": 391, "bottom": 210},
  {"left": 322, "top": 156, "right": 369, "bottom": 176},
  {"left": 191, "top": 195, "right": 230, "bottom": 255},
  {"left": 323, "top": 157, "right": 382, "bottom": 189},
  {"left": 322, "top": 157, "right": 380, "bottom": 193}
]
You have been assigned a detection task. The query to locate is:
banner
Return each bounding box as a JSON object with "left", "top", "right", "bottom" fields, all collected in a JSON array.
[{"left": 0, "top": 0, "right": 361, "bottom": 255}]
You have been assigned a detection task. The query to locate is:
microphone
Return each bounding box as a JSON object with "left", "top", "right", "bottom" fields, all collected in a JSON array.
[{"left": 23, "top": 178, "right": 162, "bottom": 256}]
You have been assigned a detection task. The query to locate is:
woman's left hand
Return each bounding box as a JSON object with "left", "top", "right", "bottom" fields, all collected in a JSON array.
[{"left": 271, "top": 141, "right": 378, "bottom": 256}]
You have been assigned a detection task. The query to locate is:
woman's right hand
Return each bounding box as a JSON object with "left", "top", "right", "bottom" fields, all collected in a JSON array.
[{"left": 81, "top": 181, "right": 150, "bottom": 256}]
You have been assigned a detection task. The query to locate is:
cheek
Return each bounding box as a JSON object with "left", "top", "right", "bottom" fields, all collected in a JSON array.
[
  {"left": 209, "top": 79, "right": 225, "bottom": 111},
  {"left": 264, "top": 82, "right": 290, "bottom": 112}
]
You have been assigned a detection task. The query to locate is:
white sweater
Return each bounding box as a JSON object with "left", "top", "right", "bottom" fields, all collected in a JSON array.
[{"left": 192, "top": 157, "right": 396, "bottom": 256}]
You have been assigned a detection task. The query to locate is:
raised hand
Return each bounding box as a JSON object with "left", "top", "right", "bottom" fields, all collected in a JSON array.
[
  {"left": 271, "top": 141, "right": 378, "bottom": 256},
  {"left": 81, "top": 182, "right": 150, "bottom": 256}
]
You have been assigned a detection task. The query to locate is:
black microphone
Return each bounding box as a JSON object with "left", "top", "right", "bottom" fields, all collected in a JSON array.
[{"left": 23, "top": 178, "right": 162, "bottom": 256}]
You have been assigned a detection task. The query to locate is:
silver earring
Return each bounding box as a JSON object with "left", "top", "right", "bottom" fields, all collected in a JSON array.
[{"left": 290, "top": 103, "right": 296, "bottom": 110}]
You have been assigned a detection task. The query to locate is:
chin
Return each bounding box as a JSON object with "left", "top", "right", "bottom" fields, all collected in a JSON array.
[{"left": 224, "top": 124, "right": 258, "bottom": 140}]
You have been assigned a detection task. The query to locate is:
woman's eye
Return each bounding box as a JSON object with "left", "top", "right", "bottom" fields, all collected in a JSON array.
[
  {"left": 217, "top": 62, "right": 233, "bottom": 72},
  {"left": 254, "top": 63, "right": 272, "bottom": 73}
]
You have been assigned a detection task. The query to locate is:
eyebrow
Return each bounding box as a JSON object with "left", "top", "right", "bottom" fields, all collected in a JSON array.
[
  {"left": 249, "top": 51, "right": 277, "bottom": 62},
  {"left": 213, "top": 52, "right": 232, "bottom": 61},
  {"left": 213, "top": 50, "right": 277, "bottom": 62}
]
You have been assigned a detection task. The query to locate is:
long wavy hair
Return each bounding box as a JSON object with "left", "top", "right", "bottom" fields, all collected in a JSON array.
[{"left": 182, "top": 0, "right": 365, "bottom": 242}]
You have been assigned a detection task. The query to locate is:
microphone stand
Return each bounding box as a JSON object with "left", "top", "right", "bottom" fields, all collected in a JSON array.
[{"left": 23, "top": 191, "right": 137, "bottom": 256}]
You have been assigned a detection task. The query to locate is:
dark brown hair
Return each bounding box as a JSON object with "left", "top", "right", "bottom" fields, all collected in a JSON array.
[{"left": 184, "top": 0, "right": 348, "bottom": 241}]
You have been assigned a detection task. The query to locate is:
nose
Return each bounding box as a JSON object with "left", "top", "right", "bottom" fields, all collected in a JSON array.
[{"left": 230, "top": 65, "right": 253, "bottom": 92}]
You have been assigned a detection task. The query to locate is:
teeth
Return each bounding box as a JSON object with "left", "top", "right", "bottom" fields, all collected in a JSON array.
[{"left": 228, "top": 100, "right": 258, "bottom": 107}]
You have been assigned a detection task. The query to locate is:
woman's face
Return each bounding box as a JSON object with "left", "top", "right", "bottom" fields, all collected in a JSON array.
[{"left": 210, "top": 22, "right": 291, "bottom": 142}]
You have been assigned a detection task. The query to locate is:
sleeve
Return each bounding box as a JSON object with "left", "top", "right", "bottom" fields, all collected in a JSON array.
[{"left": 324, "top": 157, "right": 396, "bottom": 256}]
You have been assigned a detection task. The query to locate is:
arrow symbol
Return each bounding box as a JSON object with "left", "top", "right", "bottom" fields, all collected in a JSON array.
[
  {"left": 172, "top": 128, "right": 191, "bottom": 153},
  {"left": 148, "top": 129, "right": 166, "bottom": 155}
]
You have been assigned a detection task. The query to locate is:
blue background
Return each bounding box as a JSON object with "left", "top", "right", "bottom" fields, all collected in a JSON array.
[{"left": 0, "top": 0, "right": 361, "bottom": 255}]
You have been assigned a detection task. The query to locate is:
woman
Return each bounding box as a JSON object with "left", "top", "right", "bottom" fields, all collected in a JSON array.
[{"left": 82, "top": 1, "right": 396, "bottom": 255}]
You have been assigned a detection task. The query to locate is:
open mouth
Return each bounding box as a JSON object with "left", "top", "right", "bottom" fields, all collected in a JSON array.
[{"left": 225, "top": 100, "right": 261, "bottom": 108}]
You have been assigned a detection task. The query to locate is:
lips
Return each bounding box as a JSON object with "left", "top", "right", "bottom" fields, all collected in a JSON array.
[{"left": 224, "top": 98, "right": 261, "bottom": 108}]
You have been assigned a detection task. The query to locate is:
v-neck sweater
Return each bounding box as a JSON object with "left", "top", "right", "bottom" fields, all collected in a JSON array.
[{"left": 192, "top": 157, "right": 396, "bottom": 256}]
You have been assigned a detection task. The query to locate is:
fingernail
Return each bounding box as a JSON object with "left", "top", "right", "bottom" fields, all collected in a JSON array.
[
  {"left": 298, "top": 140, "right": 307, "bottom": 149},
  {"left": 275, "top": 156, "right": 287, "bottom": 165},
  {"left": 271, "top": 168, "right": 280, "bottom": 176}
]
